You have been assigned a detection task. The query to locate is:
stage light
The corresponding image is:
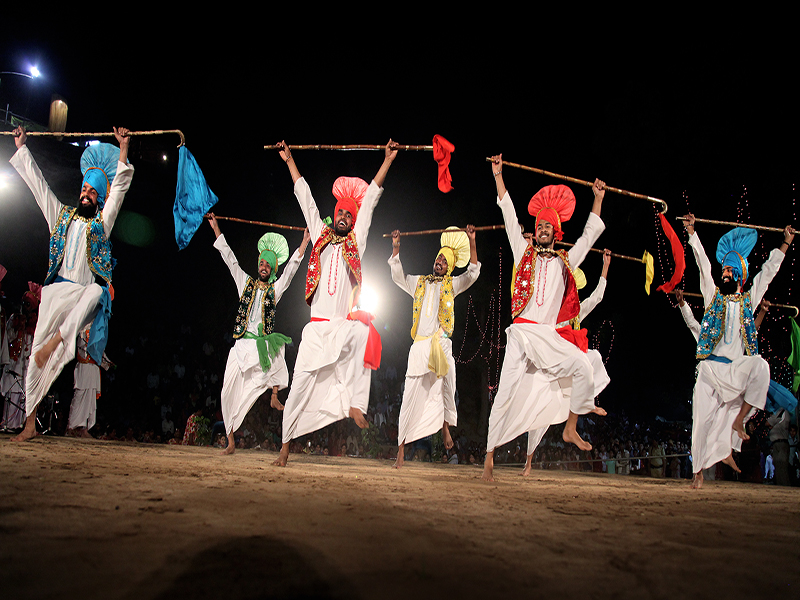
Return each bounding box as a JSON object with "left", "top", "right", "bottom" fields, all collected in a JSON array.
[
  {"left": 29, "top": 66, "right": 40, "bottom": 78},
  {"left": 358, "top": 284, "right": 379, "bottom": 315}
]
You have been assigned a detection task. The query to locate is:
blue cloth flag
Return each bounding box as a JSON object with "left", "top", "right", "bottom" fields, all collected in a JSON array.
[
  {"left": 174, "top": 146, "right": 219, "bottom": 250},
  {"left": 766, "top": 380, "right": 798, "bottom": 414}
]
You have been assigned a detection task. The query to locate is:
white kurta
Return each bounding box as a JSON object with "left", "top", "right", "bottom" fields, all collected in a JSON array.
[
  {"left": 525, "top": 277, "right": 611, "bottom": 456},
  {"left": 688, "top": 232, "right": 783, "bottom": 472},
  {"left": 1, "top": 318, "right": 32, "bottom": 428},
  {"left": 389, "top": 253, "right": 480, "bottom": 446},
  {"left": 281, "top": 177, "right": 383, "bottom": 443},
  {"left": 215, "top": 234, "right": 303, "bottom": 435},
  {"left": 486, "top": 191, "right": 605, "bottom": 453},
  {"left": 10, "top": 145, "right": 133, "bottom": 413},
  {"left": 67, "top": 327, "right": 109, "bottom": 430}
]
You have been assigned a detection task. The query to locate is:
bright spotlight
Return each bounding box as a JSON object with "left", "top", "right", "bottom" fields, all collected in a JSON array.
[
  {"left": 357, "top": 284, "right": 379, "bottom": 315},
  {"left": 30, "top": 66, "right": 41, "bottom": 78}
]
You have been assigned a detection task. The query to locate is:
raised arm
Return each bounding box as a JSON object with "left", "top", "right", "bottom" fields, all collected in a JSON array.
[
  {"left": 9, "top": 126, "right": 62, "bottom": 229},
  {"left": 388, "top": 229, "right": 418, "bottom": 297},
  {"left": 749, "top": 228, "right": 791, "bottom": 307},
  {"left": 372, "top": 140, "right": 399, "bottom": 188},
  {"left": 683, "top": 213, "right": 716, "bottom": 307},
  {"left": 275, "top": 228, "right": 311, "bottom": 302},
  {"left": 490, "top": 154, "right": 527, "bottom": 263},
  {"left": 209, "top": 213, "right": 249, "bottom": 295},
  {"left": 277, "top": 140, "right": 301, "bottom": 184},
  {"left": 453, "top": 225, "right": 481, "bottom": 296},
  {"left": 101, "top": 127, "right": 135, "bottom": 235}
]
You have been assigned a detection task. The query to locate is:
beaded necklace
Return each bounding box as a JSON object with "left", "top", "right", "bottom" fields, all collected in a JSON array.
[
  {"left": 327, "top": 244, "right": 341, "bottom": 296},
  {"left": 534, "top": 254, "right": 557, "bottom": 307}
]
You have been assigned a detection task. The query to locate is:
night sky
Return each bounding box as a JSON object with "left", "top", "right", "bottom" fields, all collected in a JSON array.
[{"left": 1, "top": 29, "right": 797, "bottom": 430}]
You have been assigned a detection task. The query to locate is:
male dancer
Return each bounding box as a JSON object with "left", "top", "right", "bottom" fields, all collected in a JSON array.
[
  {"left": 683, "top": 213, "right": 792, "bottom": 488},
  {"left": 483, "top": 154, "right": 606, "bottom": 481},
  {"left": 389, "top": 225, "right": 480, "bottom": 468},
  {"left": 66, "top": 323, "right": 112, "bottom": 437},
  {"left": 273, "top": 140, "right": 398, "bottom": 466},
  {"left": 521, "top": 250, "right": 612, "bottom": 476},
  {"left": 208, "top": 213, "right": 310, "bottom": 455},
  {"left": 9, "top": 126, "right": 133, "bottom": 442}
]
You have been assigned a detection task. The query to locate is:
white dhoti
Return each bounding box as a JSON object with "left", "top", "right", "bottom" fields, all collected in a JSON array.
[
  {"left": 221, "top": 340, "right": 289, "bottom": 435},
  {"left": 68, "top": 373, "right": 99, "bottom": 431},
  {"left": 487, "top": 322, "right": 595, "bottom": 453},
  {"left": 525, "top": 348, "right": 610, "bottom": 456},
  {"left": 397, "top": 336, "right": 458, "bottom": 446},
  {"left": 691, "top": 356, "right": 768, "bottom": 472},
  {"left": 281, "top": 318, "right": 371, "bottom": 443},
  {"left": 26, "top": 281, "right": 102, "bottom": 413}
]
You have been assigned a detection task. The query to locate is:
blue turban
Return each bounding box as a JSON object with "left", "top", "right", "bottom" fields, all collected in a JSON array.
[
  {"left": 716, "top": 227, "right": 758, "bottom": 285},
  {"left": 80, "top": 143, "right": 122, "bottom": 208}
]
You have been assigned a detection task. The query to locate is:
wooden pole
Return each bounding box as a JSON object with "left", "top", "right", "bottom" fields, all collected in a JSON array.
[
  {"left": 671, "top": 290, "right": 799, "bottom": 317},
  {"left": 555, "top": 241, "right": 646, "bottom": 264},
  {"left": 264, "top": 144, "right": 433, "bottom": 151},
  {"left": 486, "top": 157, "right": 669, "bottom": 214},
  {"left": 381, "top": 225, "right": 506, "bottom": 238},
  {"left": 204, "top": 214, "right": 306, "bottom": 232},
  {"left": 677, "top": 216, "right": 797, "bottom": 235},
  {"left": 1, "top": 129, "right": 186, "bottom": 147}
]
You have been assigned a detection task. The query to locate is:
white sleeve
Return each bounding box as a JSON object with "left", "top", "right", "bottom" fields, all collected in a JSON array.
[
  {"left": 100, "top": 160, "right": 135, "bottom": 236},
  {"left": 568, "top": 212, "right": 606, "bottom": 269},
  {"left": 688, "top": 232, "right": 716, "bottom": 308},
  {"left": 578, "top": 276, "right": 606, "bottom": 321},
  {"left": 388, "top": 253, "right": 418, "bottom": 297},
  {"left": 294, "top": 177, "right": 326, "bottom": 241},
  {"left": 274, "top": 245, "right": 305, "bottom": 303},
  {"left": 354, "top": 181, "right": 383, "bottom": 257},
  {"left": 9, "top": 145, "right": 63, "bottom": 230},
  {"left": 497, "top": 191, "right": 528, "bottom": 264},
  {"left": 453, "top": 261, "right": 481, "bottom": 296},
  {"left": 679, "top": 302, "right": 701, "bottom": 342},
  {"left": 749, "top": 248, "right": 785, "bottom": 308},
  {"left": 213, "top": 234, "right": 250, "bottom": 296}
]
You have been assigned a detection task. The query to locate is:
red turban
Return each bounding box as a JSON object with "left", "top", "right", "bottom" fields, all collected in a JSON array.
[
  {"left": 528, "top": 185, "right": 576, "bottom": 241},
  {"left": 332, "top": 176, "right": 368, "bottom": 224}
]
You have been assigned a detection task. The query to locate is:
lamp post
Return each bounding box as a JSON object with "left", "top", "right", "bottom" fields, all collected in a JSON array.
[{"left": 0, "top": 66, "right": 41, "bottom": 125}]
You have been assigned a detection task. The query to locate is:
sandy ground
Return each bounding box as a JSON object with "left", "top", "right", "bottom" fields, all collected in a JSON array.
[{"left": 1, "top": 434, "right": 798, "bottom": 600}]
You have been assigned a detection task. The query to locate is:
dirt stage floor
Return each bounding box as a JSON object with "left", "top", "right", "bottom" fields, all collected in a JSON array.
[{"left": 1, "top": 435, "right": 798, "bottom": 600}]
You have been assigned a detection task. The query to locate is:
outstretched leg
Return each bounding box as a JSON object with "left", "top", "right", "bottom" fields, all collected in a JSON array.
[
  {"left": 721, "top": 452, "right": 741, "bottom": 473},
  {"left": 562, "top": 411, "right": 592, "bottom": 451},
  {"left": 34, "top": 332, "right": 63, "bottom": 369},
  {"left": 349, "top": 406, "right": 369, "bottom": 429},
  {"left": 732, "top": 402, "right": 753, "bottom": 440},
  {"left": 10, "top": 413, "right": 37, "bottom": 442},
  {"left": 270, "top": 387, "right": 284, "bottom": 411}
]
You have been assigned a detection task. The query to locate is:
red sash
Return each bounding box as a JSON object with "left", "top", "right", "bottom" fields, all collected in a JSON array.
[{"left": 512, "top": 317, "right": 588, "bottom": 353}]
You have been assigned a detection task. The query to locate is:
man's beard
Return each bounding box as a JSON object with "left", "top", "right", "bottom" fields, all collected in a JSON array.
[
  {"left": 77, "top": 201, "right": 97, "bottom": 219},
  {"left": 719, "top": 278, "right": 739, "bottom": 295},
  {"left": 334, "top": 222, "right": 352, "bottom": 236}
]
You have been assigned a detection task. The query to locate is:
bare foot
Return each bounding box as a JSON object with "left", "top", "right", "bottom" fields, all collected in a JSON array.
[
  {"left": 272, "top": 443, "right": 289, "bottom": 467},
  {"left": 732, "top": 417, "right": 750, "bottom": 441},
  {"left": 10, "top": 416, "right": 37, "bottom": 442},
  {"left": 65, "top": 428, "right": 78, "bottom": 438},
  {"left": 691, "top": 472, "right": 703, "bottom": 489},
  {"left": 221, "top": 433, "right": 235, "bottom": 455},
  {"left": 34, "top": 333, "right": 62, "bottom": 369},
  {"left": 722, "top": 453, "right": 741, "bottom": 473},
  {"left": 521, "top": 456, "right": 533, "bottom": 477},
  {"left": 349, "top": 406, "right": 369, "bottom": 429},
  {"left": 270, "top": 394, "right": 284, "bottom": 411},
  {"left": 591, "top": 405, "right": 607, "bottom": 416},
  {"left": 482, "top": 454, "right": 495, "bottom": 482},
  {"left": 443, "top": 423, "right": 454, "bottom": 450},
  {"left": 393, "top": 443, "right": 405, "bottom": 469},
  {"left": 562, "top": 428, "right": 592, "bottom": 451}
]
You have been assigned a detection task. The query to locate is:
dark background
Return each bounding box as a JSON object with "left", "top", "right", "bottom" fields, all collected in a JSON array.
[{"left": 1, "top": 26, "right": 797, "bottom": 435}]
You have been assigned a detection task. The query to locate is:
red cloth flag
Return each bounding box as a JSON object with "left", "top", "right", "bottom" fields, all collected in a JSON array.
[
  {"left": 432, "top": 134, "right": 454, "bottom": 193},
  {"left": 656, "top": 213, "right": 686, "bottom": 294}
]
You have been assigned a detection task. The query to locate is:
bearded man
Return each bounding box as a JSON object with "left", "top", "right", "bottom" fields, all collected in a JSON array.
[
  {"left": 9, "top": 126, "right": 133, "bottom": 442},
  {"left": 272, "top": 140, "right": 398, "bottom": 466},
  {"left": 483, "top": 153, "right": 606, "bottom": 481},
  {"left": 683, "top": 213, "right": 793, "bottom": 488}
]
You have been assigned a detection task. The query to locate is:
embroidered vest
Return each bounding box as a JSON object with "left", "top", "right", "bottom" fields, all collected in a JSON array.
[
  {"left": 696, "top": 288, "right": 758, "bottom": 359},
  {"left": 45, "top": 206, "right": 115, "bottom": 285},
  {"left": 510, "top": 246, "right": 580, "bottom": 323},
  {"left": 410, "top": 275, "right": 455, "bottom": 339},
  {"left": 305, "top": 227, "right": 362, "bottom": 305},
  {"left": 233, "top": 278, "right": 276, "bottom": 339}
]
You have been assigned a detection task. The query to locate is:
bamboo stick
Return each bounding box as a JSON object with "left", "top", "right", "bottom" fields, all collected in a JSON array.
[
  {"left": 486, "top": 158, "right": 669, "bottom": 214},
  {"left": 2, "top": 129, "right": 186, "bottom": 147},
  {"left": 555, "top": 241, "right": 645, "bottom": 264},
  {"left": 204, "top": 214, "right": 306, "bottom": 232},
  {"left": 671, "top": 290, "right": 798, "bottom": 317},
  {"left": 381, "top": 225, "right": 506, "bottom": 238},
  {"left": 264, "top": 144, "right": 433, "bottom": 151},
  {"left": 677, "top": 216, "right": 797, "bottom": 235}
]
